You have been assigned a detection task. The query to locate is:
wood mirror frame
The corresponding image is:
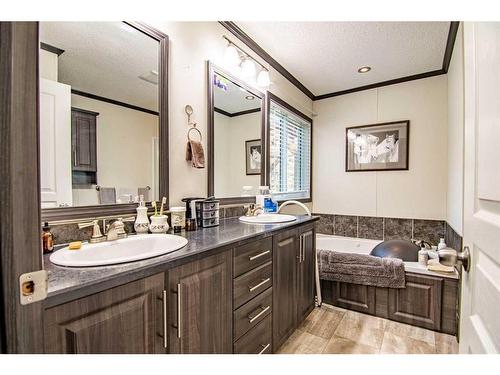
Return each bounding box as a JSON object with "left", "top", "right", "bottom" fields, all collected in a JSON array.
[
  {"left": 207, "top": 61, "right": 267, "bottom": 205},
  {"left": 40, "top": 21, "right": 169, "bottom": 221}
]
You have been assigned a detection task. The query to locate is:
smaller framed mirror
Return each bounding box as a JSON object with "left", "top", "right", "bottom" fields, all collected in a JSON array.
[{"left": 207, "top": 62, "right": 267, "bottom": 204}]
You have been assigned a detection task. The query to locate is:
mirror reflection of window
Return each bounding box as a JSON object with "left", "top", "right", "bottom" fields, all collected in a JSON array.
[
  {"left": 39, "top": 22, "right": 159, "bottom": 208},
  {"left": 213, "top": 73, "right": 262, "bottom": 198}
]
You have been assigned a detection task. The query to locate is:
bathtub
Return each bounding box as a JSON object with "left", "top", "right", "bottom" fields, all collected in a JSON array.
[{"left": 316, "top": 234, "right": 382, "bottom": 255}]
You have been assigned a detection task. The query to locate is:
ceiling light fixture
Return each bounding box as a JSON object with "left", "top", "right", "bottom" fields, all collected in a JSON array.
[
  {"left": 358, "top": 66, "right": 371, "bottom": 73},
  {"left": 245, "top": 95, "right": 255, "bottom": 100}
]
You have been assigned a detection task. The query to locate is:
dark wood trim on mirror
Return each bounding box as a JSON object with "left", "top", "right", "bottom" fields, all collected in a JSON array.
[
  {"left": 266, "top": 92, "right": 313, "bottom": 204},
  {"left": 41, "top": 21, "right": 169, "bottom": 222},
  {"left": 207, "top": 61, "right": 266, "bottom": 205},
  {"left": 219, "top": 21, "right": 315, "bottom": 100},
  {"left": 40, "top": 41, "right": 64, "bottom": 56},
  {"left": 71, "top": 89, "right": 159, "bottom": 116}
]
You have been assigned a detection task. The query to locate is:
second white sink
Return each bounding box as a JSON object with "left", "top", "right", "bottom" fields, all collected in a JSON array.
[
  {"left": 50, "top": 234, "right": 188, "bottom": 267},
  {"left": 239, "top": 213, "right": 297, "bottom": 224}
]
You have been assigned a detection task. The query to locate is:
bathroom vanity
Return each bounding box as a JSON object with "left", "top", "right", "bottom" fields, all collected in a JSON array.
[{"left": 42, "top": 216, "right": 318, "bottom": 354}]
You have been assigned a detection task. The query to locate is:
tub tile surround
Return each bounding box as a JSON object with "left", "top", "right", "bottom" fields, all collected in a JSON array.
[
  {"left": 314, "top": 213, "right": 456, "bottom": 247},
  {"left": 278, "top": 304, "right": 458, "bottom": 354}
]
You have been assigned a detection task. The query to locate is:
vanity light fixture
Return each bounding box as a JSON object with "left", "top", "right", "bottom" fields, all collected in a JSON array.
[
  {"left": 245, "top": 95, "right": 255, "bottom": 100},
  {"left": 358, "top": 66, "right": 371, "bottom": 73},
  {"left": 223, "top": 43, "right": 240, "bottom": 69},
  {"left": 241, "top": 57, "right": 256, "bottom": 80},
  {"left": 256, "top": 69, "right": 271, "bottom": 87}
]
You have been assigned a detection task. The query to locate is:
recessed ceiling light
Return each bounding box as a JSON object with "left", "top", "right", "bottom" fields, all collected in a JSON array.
[
  {"left": 358, "top": 66, "right": 371, "bottom": 73},
  {"left": 245, "top": 95, "right": 255, "bottom": 100}
]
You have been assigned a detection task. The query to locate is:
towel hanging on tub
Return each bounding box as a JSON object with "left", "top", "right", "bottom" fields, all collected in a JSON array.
[{"left": 186, "top": 126, "right": 205, "bottom": 168}]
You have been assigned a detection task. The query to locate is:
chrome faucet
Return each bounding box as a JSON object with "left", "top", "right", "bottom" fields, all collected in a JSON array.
[
  {"left": 245, "top": 204, "right": 263, "bottom": 217},
  {"left": 277, "top": 200, "right": 311, "bottom": 216}
]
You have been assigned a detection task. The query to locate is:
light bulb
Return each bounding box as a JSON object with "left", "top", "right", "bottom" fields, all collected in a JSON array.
[
  {"left": 241, "top": 58, "right": 256, "bottom": 80},
  {"left": 224, "top": 44, "right": 240, "bottom": 69},
  {"left": 257, "top": 69, "right": 271, "bottom": 87}
]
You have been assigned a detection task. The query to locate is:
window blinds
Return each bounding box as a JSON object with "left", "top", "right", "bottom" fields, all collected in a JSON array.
[{"left": 269, "top": 101, "right": 311, "bottom": 201}]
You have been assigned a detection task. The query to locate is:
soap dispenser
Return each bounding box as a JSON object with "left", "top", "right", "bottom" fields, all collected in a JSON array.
[{"left": 134, "top": 195, "right": 150, "bottom": 234}]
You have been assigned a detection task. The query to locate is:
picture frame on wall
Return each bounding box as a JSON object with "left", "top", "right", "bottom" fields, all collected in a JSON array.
[
  {"left": 245, "top": 139, "right": 262, "bottom": 175},
  {"left": 345, "top": 120, "right": 410, "bottom": 172}
]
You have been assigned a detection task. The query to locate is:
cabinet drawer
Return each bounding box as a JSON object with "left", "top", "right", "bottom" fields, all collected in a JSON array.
[
  {"left": 234, "top": 314, "right": 272, "bottom": 354},
  {"left": 234, "top": 238, "right": 273, "bottom": 278},
  {"left": 234, "top": 287, "right": 272, "bottom": 341},
  {"left": 234, "top": 261, "right": 272, "bottom": 309}
]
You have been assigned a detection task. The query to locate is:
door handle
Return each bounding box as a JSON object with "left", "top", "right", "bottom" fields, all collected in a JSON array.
[
  {"left": 162, "top": 290, "right": 168, "bottom": 349},
  {"left": 458, "top": 246, "right": 471, "bottom": 272}
]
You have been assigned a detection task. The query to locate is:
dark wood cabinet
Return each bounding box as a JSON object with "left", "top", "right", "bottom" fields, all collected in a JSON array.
[
  {"left": 297, "top": 225, "right": 316, "bottom": 323},
  {"left": 71, "top": 107, "right": 98, "bottom": 175},
  {"left": 272, "top": 228, "right": 299, "bottom": 350},
  {"left": 388, "top": 273, "right": 443, "bottom": 331},
  {"left": 43, "top": 274, "right": 165, "bottom": 354},
  {"left": 168, "top": 250, "right": 233, "bottom": 354}
]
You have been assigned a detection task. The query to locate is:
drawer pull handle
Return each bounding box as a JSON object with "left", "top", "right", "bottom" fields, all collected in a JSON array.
[
  {"left": 258, "top": 343, "right": 271, "bottom": 354},
  {"left": 248, "top": 305, "right": 270, "bottom": 323},
  {"left": 249, "top": 278, "right": 270, "bottom": 292},
  {"left": 249, "top": 250, "right": 270, "bottom": 261}
]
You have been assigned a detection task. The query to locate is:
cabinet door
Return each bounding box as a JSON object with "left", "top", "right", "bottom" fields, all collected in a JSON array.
[
  {"left": 297, "top": 225, "right": 316, "bottom": 322},
  {"left": 168, "top": 250, "right": 232, "bottom": 354},
  {"left": 72, "top": 108, "right": 97, "bottom": 172},
  {"left": 272, "top": 228, "right": 299, "bottom": 351},
  {"left": 388, "top": 273, "right": 443, "bottom": 330},
  {"left": 43, "top": 274, "right": 166, "bottom": 354}
]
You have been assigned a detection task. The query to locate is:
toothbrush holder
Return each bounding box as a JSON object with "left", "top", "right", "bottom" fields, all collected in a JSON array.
[{"left": 149, "top": 215, "right": 169, "bottom": 234}]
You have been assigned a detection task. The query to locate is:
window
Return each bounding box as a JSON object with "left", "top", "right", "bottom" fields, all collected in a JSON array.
[{"left": 268, "top": 95, "right": 312, "bottom": 201}]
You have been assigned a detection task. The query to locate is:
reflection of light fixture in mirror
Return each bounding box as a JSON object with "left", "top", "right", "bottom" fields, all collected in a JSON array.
[
  {"left": 245, "top": 95, "right": 255, "bottom": 100},
  {"left": 223, "top": 43, "right": 240, "bottom": 69},
  {"left": 257, "top": 69, "right": 270, "bottom": 87},
  {"left": 241, "top": 58, "right": 256, "bottom": 80}
]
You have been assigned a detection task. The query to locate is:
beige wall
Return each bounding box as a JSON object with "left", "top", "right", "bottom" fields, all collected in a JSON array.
[
  {"left": 71, "top": 95, "right": 159, "bottom": 206},
  {"left": 313, "top": 75, "right": 448, "bottom": 220},
  {"left": 446, "top": 23, "right": 464, "bottom": 235},
  {"left": 147, "top": 21, "right": 313, "bottom": 206},
  {"left": 40, "top": 49, "right": 58, "bottom": 81},
  {"left": 214, "top": 111, "right": 261, "bottom": 197}
]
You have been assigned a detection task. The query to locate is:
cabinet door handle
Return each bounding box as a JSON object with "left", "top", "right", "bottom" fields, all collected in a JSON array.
[
  {"left": 249, "top": 250, "right": 270, "bottom": 261},
  {"left": 177, "top": 283, "right": 182, "bottom": 339},
  {"left": 248, "top": 305, "right": 270, "bottom": 323},
  {"left": 162, "top": 290, "right": 168, "bottom": 349},
  {"left": 249, "top": 278, "right": 270, "bottom": 292},
  {"left": 258, "top": 343, "right": 271, "bottom": 354},
  {"left": 302, "top": 234, "right": 307, "bottom": 262},
  {"left": 300, "top": 235, "right": 304, "bottom": 263},
  {"left": 73, "top": 147, "right": 77, "bottom": 167}
]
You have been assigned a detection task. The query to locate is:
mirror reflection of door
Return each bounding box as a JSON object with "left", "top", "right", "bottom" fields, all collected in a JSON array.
[
  {"left": 39, "top": 22, "right": 159, "bottom": 208},
  {"left": 213, "top": 73, "right": 262, "bottom": 198}
]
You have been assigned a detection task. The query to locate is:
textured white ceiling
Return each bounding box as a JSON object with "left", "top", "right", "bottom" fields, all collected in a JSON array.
[
  {"left": 214, "top": 75, "right": 261, "bottom": 113},
  {"left": 40, "top": 22, "right": 159, "bottom": 111},
  {"left": 236, "top": 22, "right": 450, "bottom": 96}
]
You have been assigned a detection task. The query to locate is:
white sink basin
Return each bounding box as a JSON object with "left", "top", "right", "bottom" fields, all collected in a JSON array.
[
  {"left": 50, "top": 234, "right": 188, "bottom": 267},
  {"left": 239, "top": 213, "right": 297, "bottom": 224}
]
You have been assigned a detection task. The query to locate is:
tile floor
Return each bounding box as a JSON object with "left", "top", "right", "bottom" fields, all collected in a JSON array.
[{"left": 277, "top": 304, "right": 459, "bottom": 354}]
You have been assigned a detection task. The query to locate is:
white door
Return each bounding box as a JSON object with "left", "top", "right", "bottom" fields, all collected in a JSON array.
[
  {"left": 39, "top": 78, "right": 73, "bottom": 208},
  {"left": 460, "top": 22, "right": 500, "bottom": 354}
]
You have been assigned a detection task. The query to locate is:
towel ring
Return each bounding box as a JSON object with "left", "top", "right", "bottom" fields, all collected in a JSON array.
[{"left": 188, "top": 127, "right": 202, "bottom": 142}]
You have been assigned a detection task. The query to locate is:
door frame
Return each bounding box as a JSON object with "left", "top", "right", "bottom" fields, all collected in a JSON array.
[{"left": 0, "top": 22, "right": 44, "bottom": 353}]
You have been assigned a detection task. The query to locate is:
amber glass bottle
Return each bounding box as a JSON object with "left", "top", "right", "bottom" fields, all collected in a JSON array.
[{"left": 42, "top": 222, "right": 54, "bottom": 254}]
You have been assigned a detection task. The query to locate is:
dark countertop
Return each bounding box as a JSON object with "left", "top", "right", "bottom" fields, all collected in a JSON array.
[{"left": 43, "top": 215, "right": 318, "bottom": 308}]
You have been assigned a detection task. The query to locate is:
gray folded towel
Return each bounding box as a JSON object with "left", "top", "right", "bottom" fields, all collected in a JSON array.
[
  {"left": 98, "top": 187, "right": 116, "bottom": 205},
  {"left": 318, "top": 249, "right": 406, "bottom": 288}
]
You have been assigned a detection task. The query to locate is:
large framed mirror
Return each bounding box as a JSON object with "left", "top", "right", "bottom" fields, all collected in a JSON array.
[
  {"left": 207, "top": 62, "right": 267, "bottom": 204},
  {"left": 39, "top": 22, "right": 168, "bottom": 221}
]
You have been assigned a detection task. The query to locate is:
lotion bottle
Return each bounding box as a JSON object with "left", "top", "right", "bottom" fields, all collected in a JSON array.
[{"left": 134, "top": 195, "right": 150, "bottom": 234}]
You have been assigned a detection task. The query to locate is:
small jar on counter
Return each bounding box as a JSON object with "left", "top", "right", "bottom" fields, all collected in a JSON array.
[
  {"left": 42, "top": 222, "right": 54, "bottom": 254},
  {"left": 170, "top": 206, "right": 186, "bottom": 229},
  {"left": 418, "top": 248, "right": 429, "bottom": 266}
]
